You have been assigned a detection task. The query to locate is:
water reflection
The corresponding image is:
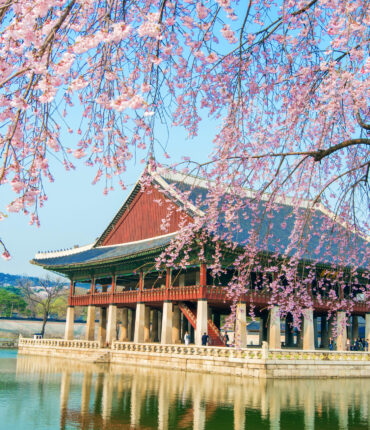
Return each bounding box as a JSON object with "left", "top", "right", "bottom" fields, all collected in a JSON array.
[{"left": 14, "top": 355, "right": 370, "bottom": 430}]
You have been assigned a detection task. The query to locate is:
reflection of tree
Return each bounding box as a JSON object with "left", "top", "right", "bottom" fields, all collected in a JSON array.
[{"left": 18, "top": 277, "right": 65, "bottom": 336}]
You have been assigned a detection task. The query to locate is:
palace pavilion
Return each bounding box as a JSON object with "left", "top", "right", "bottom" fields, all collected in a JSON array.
[{"left": 31, "top": 168, "right": 369, "bottom": 350}]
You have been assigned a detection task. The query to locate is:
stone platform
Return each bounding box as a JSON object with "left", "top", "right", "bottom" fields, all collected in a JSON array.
[{"left": 18, "top": 337, "right": 370, "bottom": 379}]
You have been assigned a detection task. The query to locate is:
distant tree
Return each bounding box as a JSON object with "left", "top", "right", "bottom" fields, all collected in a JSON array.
[
  {"left": 0, "top": 288, "right": 27, "bottom": 317},
  {"left": 18, "top": 277, "right": 66, "bottom": 337}
]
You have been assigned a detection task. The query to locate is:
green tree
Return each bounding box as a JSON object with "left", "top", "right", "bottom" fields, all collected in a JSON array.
[{"left": 0, "top": 288, "right": 27, "bottom": 317}]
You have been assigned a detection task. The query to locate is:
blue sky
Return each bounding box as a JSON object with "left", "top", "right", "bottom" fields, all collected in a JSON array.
[{"left": 0, "top": 120, "right": 215, "bottom": 278}]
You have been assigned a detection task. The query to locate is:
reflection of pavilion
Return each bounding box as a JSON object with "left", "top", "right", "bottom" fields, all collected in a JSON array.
[
  {"left": 15, "top": 356, "right": 370, "bottom": 430},
  {"left": 31, "top": 168, "right": 369, "bottom": 351}
]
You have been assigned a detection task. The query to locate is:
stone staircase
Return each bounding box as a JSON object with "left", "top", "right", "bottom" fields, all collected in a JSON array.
[{"left": 178, "top": 302, "right": 225, "bottom": 346}]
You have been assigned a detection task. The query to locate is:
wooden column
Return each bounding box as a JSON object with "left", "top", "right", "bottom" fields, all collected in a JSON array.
[
  {"left": 165, "top": 268, "right": 171, "bottom": 289},
  {"left": 200, "top": 263, "right": 207, "bottom": 286},
  {"left": 69, "top": 280, "right": 74, "bottom": 299},
  {"left": 139, "top": 271, "right": 144, "bottom": 291}
]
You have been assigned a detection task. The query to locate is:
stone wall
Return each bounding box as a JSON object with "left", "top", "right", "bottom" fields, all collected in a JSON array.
[{"left": 18, "top": 338, "right": 370, "bottom": 379}]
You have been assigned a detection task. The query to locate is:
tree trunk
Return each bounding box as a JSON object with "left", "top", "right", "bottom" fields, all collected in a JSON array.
[{"left": 41, "top": 311, "right": 48, "bottom": 337}]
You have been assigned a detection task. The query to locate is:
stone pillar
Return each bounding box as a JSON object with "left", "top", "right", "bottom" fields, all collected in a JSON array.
[
  {"left": 351, "top": 315, "right": 359, "bottom": 342},
  {"left": 366, "top": 313, "right": 370, "bottom": 346},
  {"left": 321, "top": 315, "right": 329, "bottom": 349},
  {"left": 106, "top": 304, "right": 117, "bottom": 345},
  {"left": 235, "top": 303, "right": 247, "bottom": 348},
  {"left": 161, "top": 301, "right": 173, "bottom": 344},
  {"left": 119, "top": 308, "right": 129, "bottom": 341},
  {"left": 85, "top": 305, "right": 96, "bottom": 341},
  {"left": 195, "top": 299, "right": 208, "bottom": 346},
  {"left": 285, "top": 314, "right": 294, "bottom": 347},
  {"left": 268, "top": 306, "right": 281, "bottom": 349},
  {"left": 64, "top": 306, "right": 75, "bottom": 340},
  {"left": 172, "top": 305, "right": 181, "bottom": 343},
  {"left": 336, "top": 311, "right": 347, "bottom": 351},
  {"left": 134, "top": 303, "right": 146, "bottom": 343},
  {"left": 144, "top": 306, "right": 151, "bottom": 342},
  {"left": 151, "top": 309, "right": 159, "bottom": 342},
  {"left": 98, "top": 307, "right": 107, "bottom": 344},
  {"left": 302, "top": 308, "right": 315, "bottom": 350}
]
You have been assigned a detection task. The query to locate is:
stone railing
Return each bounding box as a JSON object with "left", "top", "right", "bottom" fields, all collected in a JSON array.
[
  {"left": 0, "top": 338, "right": 18, "bottom": 348},
  {"left": 18, "top": 336, "right": 101, "bottom": 350},
  {"left": 112, "top": 342, "right": 370, "bottom": 361},
  {"left": 267, "top": 348, "right": 370, "bottom": 361},
  {"left": 111, "top": 341, "right": 264, "bottom": 360},
  {"left": 18, "top": 337, "right": 370, "bottom": 362}
]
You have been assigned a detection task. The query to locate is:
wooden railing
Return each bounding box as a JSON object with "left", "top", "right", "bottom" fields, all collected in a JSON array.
[{"left": 69, "top": 285, "right": 368, "bottom": 313}]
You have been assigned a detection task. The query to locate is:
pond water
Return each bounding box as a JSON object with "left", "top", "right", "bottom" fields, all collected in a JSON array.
[{"left": 0, "top": 350, "right": 369, "bottom": 429}]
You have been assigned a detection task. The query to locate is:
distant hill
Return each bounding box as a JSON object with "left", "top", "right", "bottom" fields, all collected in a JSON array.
[{"left": 0, "top": 273, "right": 40, "bottom": 288}]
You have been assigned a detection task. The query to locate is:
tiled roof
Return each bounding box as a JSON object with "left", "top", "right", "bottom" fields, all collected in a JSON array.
[
  {"left": 32, "top": 234, "right": 175, "bottom": 268},
  {"left": 32, "top": 168, "right": 369, "bottom": 270},
  {"left": 161, "top": 171, "right": 369, "bottom": 266}
]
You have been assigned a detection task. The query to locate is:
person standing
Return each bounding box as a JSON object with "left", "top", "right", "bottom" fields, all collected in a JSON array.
[
  {"left": 202, "top": 332, "right": 209, "bottom": 346},
  {"left": 184, "top": 331, "right": 190, "bottom": 345}
]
